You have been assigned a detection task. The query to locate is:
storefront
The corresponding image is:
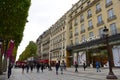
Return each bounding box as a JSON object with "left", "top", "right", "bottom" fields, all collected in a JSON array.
[
  {"left": 112, "top": 46, "right": 120, "bottom": 67},
  {"left": 66, "top": 34, "right": 120, "bottom": 67},
  {"left": 73, "top": 51, "right": 86, "bottom": 66}
]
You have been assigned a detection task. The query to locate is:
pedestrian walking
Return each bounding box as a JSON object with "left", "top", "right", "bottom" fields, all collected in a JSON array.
[
  {"left": 30, "top": 64, "right": 33, "bottom": 72},
  {"left": 83, "top": 62, "right": 86, "bottom": 71},
  {"left": 64, "top": 63, "right": 66, "bottom": 70},
  {"left": 60, "top": 61, "right": 64, "bottom": 74},
  {"left": 26, "top": 64, "right": 29, "bottom": 73},
  {"left": 95, "top": 61, "right": 101, "bottom": 72},
  {"left": 62, "top": 60, "right": 66, "bottom": 70},
  {"left": 41, "top": 63, "right": 44, "bottom": 72},
  {"left": 74, "top": 62, "right": 78, "bottom": 72},
  {"left": 8, "top": 63, "right": 13, "bottom": 79},
  {"left": 36, "top": 63, "right": 40, "bottom": 72},
  {"left": 55, "top": 62, "right": 60, "bottom": 75},
  {"left": 22, "top": 64, "right": 25, "bottom": 73}
]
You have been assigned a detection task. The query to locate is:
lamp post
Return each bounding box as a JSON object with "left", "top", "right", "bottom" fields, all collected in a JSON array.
[{"left": 103, "top": 26, "right": 117, "bottom": 79}]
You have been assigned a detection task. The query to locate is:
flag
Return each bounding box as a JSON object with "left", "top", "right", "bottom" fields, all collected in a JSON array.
[{"left": 7, "top": 40, "right": 14, "bottom": 58}]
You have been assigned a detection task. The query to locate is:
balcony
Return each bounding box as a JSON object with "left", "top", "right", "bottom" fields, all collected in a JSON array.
[
  {"left": 67, "top": 33, "right": 120, "bottom": 52},
  {"left": 96, "top": 8, "right": 102, "bottom": 14},
  {"left": 88, "top": 25, "right": 94, "bottom": 31},
  {"left": 87, "top": 14, "right": 92, "bottom": 19},
  {"left": 107, "top": 15, "right": 117, "bottom": 22},
  {"left": 74, "top": 23, "right": 78, "bottom": 26},
  {"left": 80, "top": 19, "right": 84, "bottom": 23},
  {"left": 80, "top": 30, "right": 85, "bottom": 34},
  {"left": 50, "top": 47, "right": 61, "bottom": 52},
  {"left": 74, "top": 32, "right": 79, "bottom": 36},
  {"left": 97, "top": 21, "right": 104, "bottom": 27}
]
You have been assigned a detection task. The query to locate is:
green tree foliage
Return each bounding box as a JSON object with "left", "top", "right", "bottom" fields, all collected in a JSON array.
[
  {"left": 0, "top": 0, "right": 31, "bottom": 45},
  {"left": 18, "top": 41, "right": 37, "bottom": 61},
  {"left": 0, "top": 0, "right": 31, "bottom": 58}
]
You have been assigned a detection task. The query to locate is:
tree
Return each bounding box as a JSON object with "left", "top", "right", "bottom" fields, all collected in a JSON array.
[
  {"left": 0, "top": 0, "right": 31, "bottom": 74},
  {"left": 18, "top": 41, "right": 37, "bottom": 61}
]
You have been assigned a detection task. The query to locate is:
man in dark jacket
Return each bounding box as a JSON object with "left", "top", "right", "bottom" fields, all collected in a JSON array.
[
  {"left": 8, "top": 63, "right": 13, "bottom": 79},
  {"left": 36, "top": 63, "right": 40, "bottom": 72},
  {"left": 41, "top": 63, "right": 44, "bottom": 72},
  {"left": 75, "top": 62, "right": 78, "bottom": 72},
  {"left": 55, "top": 62, "right": 60, "bottom": 75}
]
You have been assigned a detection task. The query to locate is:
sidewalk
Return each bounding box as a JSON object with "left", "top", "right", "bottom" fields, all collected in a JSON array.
[
  {"left": 0, "top": 67, "right": 120, "bottom": 80},
  {"left": 66, "top": 67, "right": 120, "bottom": 80},
  {"left": 0, "top": 72, "right": 7, "bottom": 80}
]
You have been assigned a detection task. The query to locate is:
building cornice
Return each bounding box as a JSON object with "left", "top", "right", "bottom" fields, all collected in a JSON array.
[{"left": 68, "top": 0, "right": 99, "bottom": 23}]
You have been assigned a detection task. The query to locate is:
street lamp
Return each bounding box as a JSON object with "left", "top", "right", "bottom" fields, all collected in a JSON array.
[{"left": 103, "top": 26, "right": 117, "bottom": 79}]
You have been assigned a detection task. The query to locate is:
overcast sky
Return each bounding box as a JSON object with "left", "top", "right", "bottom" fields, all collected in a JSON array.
[{"left": 16, "top": 0, "right": 79, "bottom": 60}]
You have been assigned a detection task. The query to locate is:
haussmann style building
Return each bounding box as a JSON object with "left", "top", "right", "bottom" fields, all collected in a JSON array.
[{"left": 36, "top": 0, "right": 120, "bottom": 67}]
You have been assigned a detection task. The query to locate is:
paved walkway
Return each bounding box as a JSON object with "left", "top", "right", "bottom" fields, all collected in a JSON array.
[
  {"left": 0, "top": 72, "right": 6, "bottom": 80},
  {"left": 0, "top": 67, "right": 120, "bottom": 80}
]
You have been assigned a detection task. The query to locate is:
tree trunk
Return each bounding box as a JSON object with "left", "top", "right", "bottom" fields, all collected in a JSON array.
[
  {"left": 0, "top": 49, "right": 3, "bottom": 75},
  {"left": 3, "top": 56, "right": 7, "bottom": 72}
]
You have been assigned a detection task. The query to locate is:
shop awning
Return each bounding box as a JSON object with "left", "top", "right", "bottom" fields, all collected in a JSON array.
[{"left": 38, "top": 60, "right": 49, "bottom": 63}]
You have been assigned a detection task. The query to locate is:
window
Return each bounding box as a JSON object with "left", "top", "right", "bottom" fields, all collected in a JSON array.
[
  {"left": 75, "top": 37, "right": 79, "bottom": 44},
  {"left": 80, "top": 24, "right": 85, "bottom": 33},
  {"left": 81, "top": 24, "right": 85, "bottom": 31},
  {"left": 70, "top": 31, "right": 73, "bottom": 38},
  {"left": 69, "top": 23, "right": 72, "bottom": 29},
  {"left": 88, "top": 20, "right": 93, "bottom": 30},
  {"left": 81, "top": 35, "right": 86, "bottom": 42},
  {"left": 107, "top": 9, "right": 116, "bottom": 21},
  {"left": 88, "top": 20, "right": 92, "bottom": 27},
  {"left": 63, "top": 33, "right": 65, "bottom": 40},
  {"left": 74, "top": 18, "right": 78, "bottom": 26},
  {"left": 70, "top": 40, "right": 73, "bottom": 45},
  {"left": 96, "top": 3, "right": 101, "bottom": 11},
  {"left": 110, "top": 23, "right": 117, "bottom": 35},
  {"left": 80, "top": 14, "right": 84, "bottom": 22},
  {"left": 108, "top": 9, "right": 114, "bottom": 18},
  {"left": 87, "top": 9, "right": 92, "bottom": 16},
  {"left": 75, "top": 27, "right": 78, "bottom": 36},
  {"left": 106, "top": 0, "right": 112, "bottom": 7},
  {"left": 99, "top": 28, "right": 104, "bottom": 37},
  {"left": 97, "top": 14, "right": 103, "bottom": 23},
  {"left": 106, "top": 0, "right": 112, "bottom": 4},
  {"left": 89, "top": 32, "right": 94, "bottom": 38},
  {"left": 75, "top": 27, "right": 78, "bottom": 33}
]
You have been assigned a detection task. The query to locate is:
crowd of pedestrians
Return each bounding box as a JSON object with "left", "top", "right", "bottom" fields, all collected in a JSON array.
[
  {"left": 7, "top": 60, "right": 102, "bottom": 79},
  {"left": 6, "top": 60, "right": 103, "bottom": 80},
  {"left": 20, "top": 60, "right": 99, "bottom": 75},
  {"left": 21, "top": 62, "right": 48, "bottom": 73}
]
